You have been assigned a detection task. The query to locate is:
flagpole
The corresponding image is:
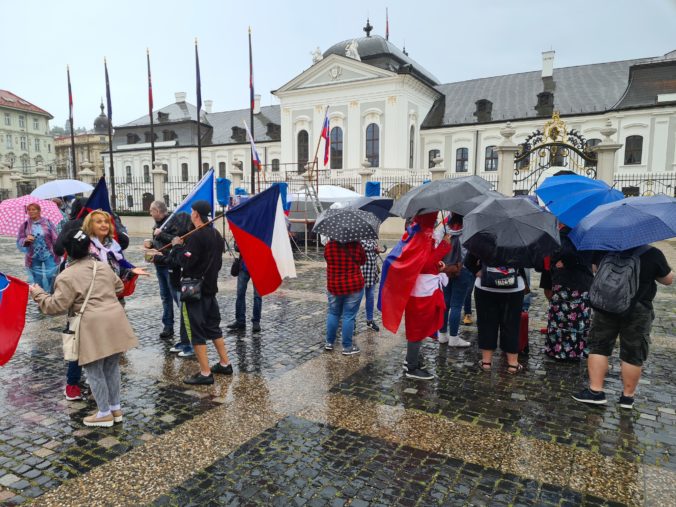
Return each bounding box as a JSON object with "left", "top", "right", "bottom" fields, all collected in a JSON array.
[
  {"left": 248, "top": 26, "right": 255, "bottom": 195},
  {"left": 195, "top": 38, "right": 203, "bottom": 180},
  {"left": 104, "top": 58, "right": 117, "bottom": 210},
  {"left": 147, "top": 49, "right": 156, "bottom": 166},
  {"left": 67, "top": 65, "right": 77, "bottom": 178},
  {"left": 386, "top": 7, "right": 390, "bottom": 40},
  {"left": 310, "top": 105, "right": 329, "bottom": 193}
]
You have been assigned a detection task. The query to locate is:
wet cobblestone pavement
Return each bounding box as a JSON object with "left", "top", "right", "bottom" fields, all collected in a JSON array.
[{"left": 0, "top": 236, "right": 674, "bottom": 506}]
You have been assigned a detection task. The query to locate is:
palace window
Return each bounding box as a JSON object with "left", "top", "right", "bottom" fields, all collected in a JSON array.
[
  {"left": 125, "top": 166, "right": 132, "bottom": 182},
  {"left": 271, "top": 159, "right": 280, "bottom": 172},
  {"left": 585, "top": 138, "right": 601, "bottom": 167},
  {"left": 5, "top": 136, "right": 11, "bottom": 149},
  {"left": 365, "top": 123, "right": 379, "bottom": 168},
  {"left": 34, "top": 139, "right": 40, "bottom": 152},
  {"left": 33, "top": 118, "right": 39, "bottom": 130},
  {"left": 3, "top": 113, "right": 10, "bottom": 126},
  {"left": 428, "top": 149, "right": 440, "bottom": 168},
  {"left": 330, "top": 127, "right": 343, "bottom": 169},
  {"left": 218, "top": 162, "right": 226, "bottom": 178},
  {"left": 201, "top": 162, "right": 210, "bottom": 178},
  {"left": 20, "top": 137, "right": 27, "bottom": 150},
  {"left": 456, "top": 148, "right": 469, "bottom": 172},
  {"left": 144, "top": 132, "right": 157, "bottom": 143},
  {"left": 624, "top": 135, "right": 643, "bottom": 165},
  {"left": 18, "top": 115, "right": 25, "bottom": 128},
  {"left": 485, "top": 145, "right": 498, "bottom": 171},
  {"left": 126, "top": 133, "right": 139, "bottom": 144},
  {"left": 143, "top": 165, "right": 150, "bottom": 183},
  {"left": 409, "top": 126, "right": 415, "bottom": 169},
  {"left": 181, "top": 163, "right": 189, "bottom": 182},
  {"left": 297, "top": 130, "right": 309, "bottom": 172}
]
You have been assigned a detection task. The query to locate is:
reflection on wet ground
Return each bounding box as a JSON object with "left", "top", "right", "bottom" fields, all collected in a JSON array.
[{"left": 0, "top": 237, "right": 674, "bottom": 506}]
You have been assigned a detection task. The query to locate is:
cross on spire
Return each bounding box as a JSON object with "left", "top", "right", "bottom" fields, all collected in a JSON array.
[{"left": 363, "top": 18, "right": 373, "bottom": 37}]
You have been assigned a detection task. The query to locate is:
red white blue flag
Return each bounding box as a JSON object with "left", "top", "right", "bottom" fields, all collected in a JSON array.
[
  {"left": 226, "top": 185, "right": 296, "bottom": 296},
  {"left": 0, "top": 273, "right": 29, "bottom": 366},
  {"left": 243, "top": 121, "right": 262, "bottom": 171},
  {"left": 321, "top": 114, "right": 330, "bottom": 167}
]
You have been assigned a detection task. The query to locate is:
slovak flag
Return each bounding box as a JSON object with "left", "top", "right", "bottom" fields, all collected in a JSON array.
[
  {"left": 321, "top": 114, "right": 330, "bottom": 167},
  {"left": 377, "top": 215, "right": 436, "bottom": 333},
  {"left": 243, "top": 120, "right": 262, "bottom": 171},
  {"left": 0, "top": 273, "right": 29, "bottom": 366},
  {"left": 226, "top": 185, "right": 296, "bottom": 296}
]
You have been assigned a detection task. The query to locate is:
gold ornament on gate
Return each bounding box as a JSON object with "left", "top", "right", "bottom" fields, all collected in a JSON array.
[{"left": 542, "top": 111, "right": 567, "bottom": 144}]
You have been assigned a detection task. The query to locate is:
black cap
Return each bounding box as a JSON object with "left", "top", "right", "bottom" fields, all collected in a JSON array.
[{"left": 191, "top": 200, "right": 212, "bottom": 217}]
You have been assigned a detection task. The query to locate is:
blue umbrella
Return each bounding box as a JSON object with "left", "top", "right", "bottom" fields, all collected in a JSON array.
[
  {"left": 346, "top": 196, "right": 394, "bottom": 222},
  {"left": 535, "top": 174, "right": 624, "bottom": 227},
  {"left": 569, "top": 195, "right": 676, "bottom": 251}
]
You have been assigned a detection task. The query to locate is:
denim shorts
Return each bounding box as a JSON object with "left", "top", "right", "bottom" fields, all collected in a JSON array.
[{"left": 588, "top": 303, "right": 654, "bottom": 366}]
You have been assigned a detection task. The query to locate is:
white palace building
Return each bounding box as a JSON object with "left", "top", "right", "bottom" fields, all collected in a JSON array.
[{"left": 101, "top": 23, "right": 676, "bottom": 210}]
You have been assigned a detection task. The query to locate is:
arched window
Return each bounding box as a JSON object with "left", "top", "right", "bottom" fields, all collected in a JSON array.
[
  {"left": 330, "top": 127, "right": 343, "bottom": 169},
  {"left": 125, "top": 165, "right": 132, "bottom": 182},
  {"left": 365, "top": 123, "right": 379, "bottom": 167},
  {"left": 271, "top": 159, "right": 280, "bottom": 172},
  {"left": 624, "top": 135, "right": 643, "bottom": 165},
  {"left": 409, "top": 126, "right": 415, "bottom": 169},
  {"left": 181, "top": 163, "right": 189, "bottom": 182},
  {"left": 200, "top": 163, "right": 210, "bottom": 178},
  {"left": 297, "top": 130, "right": 309, "bottom": 172},
  {"left": 484, "top": 146, "right": 498, "bottom": 171},
  {"left": 143, "top": 164, "right": 150, "bottom": 183},
  {"left": 456, "top": 148, "right": 469, "bottom": 172},
  {"left": 428, "top": 149, "right": 441, "bottom": 168},
  {"left": 585, "top": 138, "right": 601, "bottom": 167},
  {"left": 218, "top": 162, "right": 226, "bottom": 178}
]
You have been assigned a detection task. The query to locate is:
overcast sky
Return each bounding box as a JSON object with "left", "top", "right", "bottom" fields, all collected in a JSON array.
[{"left": 2, "top": 0, "right": 675, "bottom": 129}]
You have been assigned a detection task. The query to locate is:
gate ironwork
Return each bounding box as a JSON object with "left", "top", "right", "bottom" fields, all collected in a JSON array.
[{"left": 513, "top": 112, "right": 597, "bottom": 195}]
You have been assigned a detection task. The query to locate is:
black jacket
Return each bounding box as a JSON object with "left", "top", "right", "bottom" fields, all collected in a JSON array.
[{"left": 170, "top": 225, "right": 224, "bottom": 295}]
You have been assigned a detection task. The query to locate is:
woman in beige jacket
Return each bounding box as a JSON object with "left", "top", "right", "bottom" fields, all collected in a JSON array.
[{"left": 30, "top": 229, "right": 138, "bottom": 427}]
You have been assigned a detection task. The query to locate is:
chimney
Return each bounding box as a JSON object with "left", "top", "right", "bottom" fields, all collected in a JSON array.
[
  {"left": 253, "top": 94, "right": 261, "bottom": 114},
  {"left": 204, "top": 100, "right": 213, "bottom": 114},
  {"left": 542, "top": 50, "right": 555, "bottom": 78},
  {"left": 175, "top": 92, "right": 187, "bottom": 103}
]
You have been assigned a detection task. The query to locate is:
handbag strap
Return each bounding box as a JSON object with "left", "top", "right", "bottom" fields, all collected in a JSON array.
[{"left": 77, "top": 260, "right": 98, "bottom": 317}]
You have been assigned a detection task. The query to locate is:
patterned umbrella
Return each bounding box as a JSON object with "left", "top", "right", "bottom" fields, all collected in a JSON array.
[
  {"left": 0, "top": 195, "right": 63, "bottom": 237},
  {"left": 312, "top": 208, "right": 380, "bottom": 242}
]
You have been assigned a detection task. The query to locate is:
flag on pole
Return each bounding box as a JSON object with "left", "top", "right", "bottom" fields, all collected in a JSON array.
[
  {"left": 146, "top": 49, "right": 153, "bottom": 114},
  {"left": 195, "top": 40, "right": 202, "bottom": 113},
  {"left": 226, "top": 185, "right": 296, "bottom": 296},
  {"left": 104, "top": 59, "right": 113, "bottom": 123},
  {"left": 67, "top": 66, "right": 74, "bottom": 123},
  {"left": 248, "top": 27, "right": 255, "bottom": 111},
  {"left": 321, "top": 113, "right": 330, "bottom": 167},
  {"left": 161, "top": 168, "right": 215, "bottom": 231},
  {"left": 0, "top": 273, "right": 29, "bottom": 366},
  {"left": 386, "top": 8, "right": 390, "bottom": 40},
  {"left": 243, "top": 121, "right": 262, "bottom": 171}
]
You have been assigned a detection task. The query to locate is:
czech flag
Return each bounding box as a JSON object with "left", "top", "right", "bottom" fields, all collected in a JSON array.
[
  {"left": 321, "top": 114, "right": 330, "bottom": 167},
  {"left": 0, "top": 273, "right": 29, "bottom": 366},
  {"left": 243, "top": 120, "right": 262, "bottom": 171},
  {"left": 226, "top": 185, "right": 296, "bottom": 296},
  {"left": 377, "top": 217, "right": 435, "bottom": 333}
]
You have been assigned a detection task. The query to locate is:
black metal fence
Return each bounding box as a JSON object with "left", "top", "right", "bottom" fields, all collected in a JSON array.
[
  {"left": 111, "top": 178, "right": 154, "bottom": 213},
  {"left": 612, "top": 172, "right": 676, "bottom": 197}
]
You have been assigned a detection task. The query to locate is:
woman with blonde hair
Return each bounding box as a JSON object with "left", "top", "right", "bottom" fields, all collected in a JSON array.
[{"left": 82, "top": 210, "right": 147, "bottom": 293}]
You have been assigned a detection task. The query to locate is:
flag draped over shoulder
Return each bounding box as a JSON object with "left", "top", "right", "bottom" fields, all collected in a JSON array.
[
  {"left": 0, "top": 273, "right": 29, "bottom": 366},
  {"left": 161, "top": 168, "right": 214, "bottom": 230},
  {"left": 226, "top": 185, "right": 296, "bottom": 296},
  {"left": 377, "top": 221, "right": 432, "bottom": 333}
]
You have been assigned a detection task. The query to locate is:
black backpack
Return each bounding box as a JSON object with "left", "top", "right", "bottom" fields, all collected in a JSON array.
[{"left": 588, "top": 246, "right": 650, "bottom": 314}]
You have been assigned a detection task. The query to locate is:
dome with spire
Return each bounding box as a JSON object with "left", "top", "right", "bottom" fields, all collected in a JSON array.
[
  {"left": 93, "top": 102, "right": 110, "bottom": 133},
  {"left": 323, "top": 30, "right": 439, "bottom": 87}
]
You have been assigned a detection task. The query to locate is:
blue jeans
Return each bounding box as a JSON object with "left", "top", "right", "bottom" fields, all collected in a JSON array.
[
  {"left": 28, "top": 256, "right": 57, "bottom": 293},
  {"left": 326, "top": 289, "right": 364, "bottom": 349},
  {"left": 441, "top": 268, "right": 474, "bottom": 336},
  {"left": 156, "top": 265, "right": 179, "bottom": 328},
  {"left": 364, "top": 285, "right": 375, "bottom": 322},
  {"left": 464, "top": 286, "right": 473, "bottom": 315},
  {"left": 67, "top": 360, "right": 82, "bottom": 386},
  {"left": 236, "top": 269, "right": 262, "bottom": 324}
]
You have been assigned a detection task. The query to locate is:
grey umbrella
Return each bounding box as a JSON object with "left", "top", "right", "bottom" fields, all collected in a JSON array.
[
  {"left": 391, "top": 176, "right": 493, "bottom": 218},
  {"left": 463, "top": 197, "right": 560, "bottom": 267},
  {"left": 312, "top": 208, "right": 380, "bottom": 242},
  {"left": 449, "top": 190, "right": 504, "bottom": 216}
]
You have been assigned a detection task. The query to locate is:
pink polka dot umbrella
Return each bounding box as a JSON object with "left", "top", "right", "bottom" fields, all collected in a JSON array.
[{"left": 0, "top": 195, "right": 64, "bottom": 237}]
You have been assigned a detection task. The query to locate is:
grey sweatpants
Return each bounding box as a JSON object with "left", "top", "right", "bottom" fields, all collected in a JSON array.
[{"left": 83, "top": 353, "right": 121, "bottom": 413}]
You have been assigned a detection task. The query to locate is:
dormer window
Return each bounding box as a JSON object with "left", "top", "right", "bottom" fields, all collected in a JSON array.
[
  {"left": 231, "top": 126, "right": 246, "bottom": 143},
  {"left": 157, "top": 111, "right": 169, "bottom": 122},
  {"left": 474, "top": 99, "right": 493, "bottom": 122},
  {"left": 535, "top": 92, "right": 555, "bottom": 116}
]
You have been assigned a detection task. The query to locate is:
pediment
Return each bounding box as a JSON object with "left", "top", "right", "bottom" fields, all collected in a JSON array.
[{"left": 275, "top": 54, "right": 396, "bottom": 94}]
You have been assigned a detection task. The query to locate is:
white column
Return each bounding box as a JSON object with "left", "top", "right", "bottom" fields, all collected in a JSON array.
[
  {"left": 347, "top": 102, "right": 361, "bottom": 169},
  {"left": 495, "top": 122, "right": 519, "bottom": 195},
  {"left": 151, "top": 161, "right": 167, "bottom": 202}
]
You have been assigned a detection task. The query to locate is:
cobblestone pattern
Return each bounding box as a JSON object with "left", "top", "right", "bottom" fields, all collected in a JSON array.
[
  {"left": 330, "top": 334, "right": 676, "bottom": 472},
  {"left": 153, "top": 415, "right": 625, "bottom": 507}
]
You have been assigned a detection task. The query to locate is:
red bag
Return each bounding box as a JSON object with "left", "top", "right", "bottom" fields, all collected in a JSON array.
[
  {"left": 518, "top": 311, "right": 529, "bottom": 354},
  {"left": 119, "top": 274, "right": 138, "bottom": 298}
]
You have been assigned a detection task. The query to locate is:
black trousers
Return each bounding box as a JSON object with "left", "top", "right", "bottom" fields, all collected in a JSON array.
[{"left": 475, "top": 287, "right": 524, "bottom": 354}]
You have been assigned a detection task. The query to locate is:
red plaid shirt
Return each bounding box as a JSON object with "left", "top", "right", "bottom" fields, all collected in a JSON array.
[{"left": 324, "top": 241, "right": 366, "bottom": 295}]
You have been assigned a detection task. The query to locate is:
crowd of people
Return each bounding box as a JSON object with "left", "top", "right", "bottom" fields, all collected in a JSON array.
[{"left": 15, "top": 192, "right": 674, "bottom": 428}]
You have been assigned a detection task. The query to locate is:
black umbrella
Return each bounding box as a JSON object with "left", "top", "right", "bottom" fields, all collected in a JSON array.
[
  {"left": 463, "top": 197, "right": 560, "bottom": 267},
  {"left": 391, "top": 176, "right": 493, "bottom": 218},
  {"left": 312, "top": 208, "right": 380, "bottom": 242},
  {"left": 449, "top": 190, "right": 503, "bottom": 216},
  {"left": 346, "top": 196, "right": 395, "bottom": 222}
]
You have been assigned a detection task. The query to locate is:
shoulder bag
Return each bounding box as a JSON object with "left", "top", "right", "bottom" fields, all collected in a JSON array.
[
  {"left": 180, "top": 249, "right": 215, "bottom": 303},
  {"left": 62, "top": 261, "right": 98, "bottom": 362}
]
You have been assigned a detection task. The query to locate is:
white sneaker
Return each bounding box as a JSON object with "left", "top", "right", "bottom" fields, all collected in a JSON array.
[
  {"left": 438, "top": 332, "right": 449, "bottom": 344},
  {"left": 448, "top": 335, "right": 471, "bottom": 347}
]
